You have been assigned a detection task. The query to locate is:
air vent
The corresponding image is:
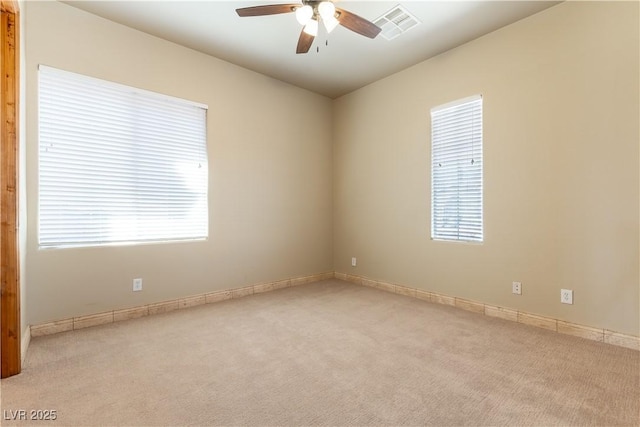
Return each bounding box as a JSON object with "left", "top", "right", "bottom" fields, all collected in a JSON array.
[{"left": 374, "top": 4, "right": 420, "bottom": 41}]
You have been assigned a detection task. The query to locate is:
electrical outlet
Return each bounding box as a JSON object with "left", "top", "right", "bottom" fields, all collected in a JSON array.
[
  {"left": 351, "top": 257, "right": 357, "bottom": 267},
  {"left": 561, "top": 289, "right": 573, "bottom": 304},
  {"left": 133, "top": 278, "right": 143, "bottom": 292},
  {"left": 512, "top": 281, "right": 522, "bottom": 295}
]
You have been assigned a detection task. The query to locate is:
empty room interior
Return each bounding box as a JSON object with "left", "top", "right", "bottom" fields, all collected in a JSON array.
[{"left": 1, "top": 0, "right": 639, "bottom": 425}]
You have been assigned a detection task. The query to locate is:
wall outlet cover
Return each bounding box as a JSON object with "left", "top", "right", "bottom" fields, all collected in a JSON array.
[
  {"left": 133, "top": 278, "right": 143, "bottom": 292},
  {"left": 512, "top": 281, "right": 522, "bottom": 295},
  {"left": 561, "top": 289, "right": 573, "bottom": 304},
  {"left": 351, "top": 257, "right": 357, "bottom": 267}
]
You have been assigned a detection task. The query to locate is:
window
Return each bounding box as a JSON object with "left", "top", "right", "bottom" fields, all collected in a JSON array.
[
  {"left": 38, "top": 65, "right": 208, "bottom": 248},
  {"left": 431, "top": 95, "right": 483, "bottom": 242}
]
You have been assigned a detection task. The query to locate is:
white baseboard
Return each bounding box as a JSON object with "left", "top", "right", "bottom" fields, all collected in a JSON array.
[
  {"left": 30, "top": 271, "right": 335, "bottom": 337},
  {"left": 21, "top": 325, "right": 31, "bottom": 365},
  {"left": 337, "top": 272, "right": 640, "bottom": 352}
]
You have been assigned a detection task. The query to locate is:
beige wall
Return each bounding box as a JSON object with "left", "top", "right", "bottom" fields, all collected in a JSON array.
[
  {"left": 24, "top": 1, "right": 639, "bottom": 337},
  {"left": 333, "top": 2, "right": 639, "bottom": 335},
  {"left": 25, "top": 1, "right": 333, "bottom": 324}
]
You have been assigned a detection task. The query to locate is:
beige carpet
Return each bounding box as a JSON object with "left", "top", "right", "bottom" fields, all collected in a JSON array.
[{"left": 1, "top": 280, "right": 638, "bottom": 426}]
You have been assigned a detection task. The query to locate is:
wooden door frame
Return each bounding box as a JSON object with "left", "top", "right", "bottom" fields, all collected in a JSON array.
[{"left": 1, "top": 0, "right": 20, "bottom": 379}]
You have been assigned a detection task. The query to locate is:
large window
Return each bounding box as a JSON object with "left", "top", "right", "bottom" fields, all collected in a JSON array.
[
  {"left": 431, "top": 95, "right": 483, "bottom": 242},
  {"left": 38, "top": 65, "right": 208, "bottom": 248}
]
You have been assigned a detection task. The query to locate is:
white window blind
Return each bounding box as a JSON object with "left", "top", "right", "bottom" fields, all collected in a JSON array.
[
  {"left": 431, "top": 95, "right": 483, "bottom": 242},
  {"left": 38, "top": 65, "right": 209, "bottom": 248}
]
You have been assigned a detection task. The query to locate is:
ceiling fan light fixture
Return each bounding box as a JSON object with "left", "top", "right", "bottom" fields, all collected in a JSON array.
[
  {"left": 295, "top": 5, "right": 313, "bottom": 25},
  {"left": 318, "top": 1, "right": 335, "bottom": 21},
  {"left": 323, "top": 15, "right": 339, "bottom": 33},
  {"left": 303, "top": 18, "right": 318, "bottom": 36}
]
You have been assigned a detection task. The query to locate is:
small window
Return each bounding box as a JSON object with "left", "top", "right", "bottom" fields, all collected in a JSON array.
[
  {"left": 38, "top": 65, "right": 209, "bottom": 248},
  {"left": 431, "top": 95, "right": 483, "bottom": 242}
]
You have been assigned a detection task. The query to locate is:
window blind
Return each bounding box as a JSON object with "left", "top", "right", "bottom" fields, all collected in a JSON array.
[
  {"left": 38, "top": 65, "right": 209, "bottom": 248},
  {"left": 431, "top": 95, "right": 483, "bottom": 242}
]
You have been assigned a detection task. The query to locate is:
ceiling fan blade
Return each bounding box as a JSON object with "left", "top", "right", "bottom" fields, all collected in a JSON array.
[
  {"left": 296, "top": 29, "right": 314, "bottom": 54},
  {"left": 336, "top": 7, "right": 382, "bottom": 39},
  {"left": 236, "top": 4, "right": 299, "bottom": 17}
]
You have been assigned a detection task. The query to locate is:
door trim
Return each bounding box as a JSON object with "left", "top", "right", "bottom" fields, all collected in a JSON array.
[{"left": 1, "top": 0, "right": 21, "bottom": 379}]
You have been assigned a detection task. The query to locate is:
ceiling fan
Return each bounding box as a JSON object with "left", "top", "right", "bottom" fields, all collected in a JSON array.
[{"left": 236, "top": 1, "right": 382, "bottom": 54}]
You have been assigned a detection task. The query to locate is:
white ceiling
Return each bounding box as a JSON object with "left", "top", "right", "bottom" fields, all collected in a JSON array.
[{"left": 63, "top": 1, "right": 560, "bottom": 99}]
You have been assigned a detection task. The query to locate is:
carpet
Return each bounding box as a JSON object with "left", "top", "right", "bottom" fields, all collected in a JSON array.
[{"left": 1, "top": 280, "right": 638, "bottom": 426}]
